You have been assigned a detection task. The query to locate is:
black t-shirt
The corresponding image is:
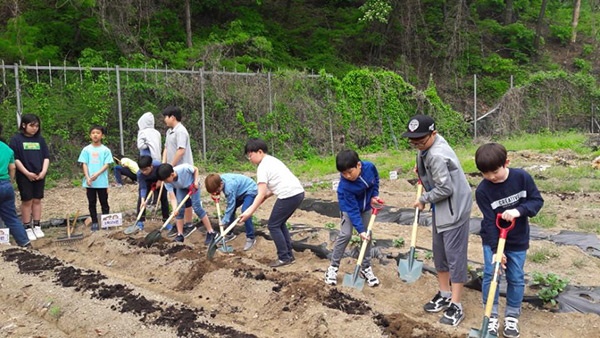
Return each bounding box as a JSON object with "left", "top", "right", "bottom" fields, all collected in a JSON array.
[{"left": 9, "top": 133, "right": 50, "bottom": 174}]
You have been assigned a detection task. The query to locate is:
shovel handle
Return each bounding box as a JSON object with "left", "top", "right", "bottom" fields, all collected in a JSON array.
[
  {"left": 135, "top": 189, "right": 154, "bottom": 222},
  {"left": 354, "top": 206, "right": 381, "bottom": 269},
  {"left": 160, "top": 191, "right": 192, "bottom": 231},
  {"left": 409, "top": 182, "right": 423, "bottom": 247},
  {"left": 495, "top": 213, "right": 516, "bottom": 239}
]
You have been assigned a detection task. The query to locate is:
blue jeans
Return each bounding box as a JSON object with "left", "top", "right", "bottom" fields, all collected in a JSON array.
[
  {"left": 482, "top": 245, "right": 526, "bottom": 318},
  {"left": 0, "top": 180, "right": 29, "bottom": 246},
  {"left": 236, "top": 194, "right": 257, "bottom": 239},
  {"left": 175, "top": 188, "right": 207, "bottom": 219},
  {"left": 113, "top": 166, "right": 136, "bottom": 185}
]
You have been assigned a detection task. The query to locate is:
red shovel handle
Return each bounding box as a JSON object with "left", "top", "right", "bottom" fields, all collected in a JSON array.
[{"left": 496, "top": 213, "right": 516, "bottom": 239}]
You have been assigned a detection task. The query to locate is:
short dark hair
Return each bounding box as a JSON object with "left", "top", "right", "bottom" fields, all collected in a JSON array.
[
  {"left": 161, "top": 106, "right": 182, "bottom": 121},
  {"left": 89, "top": 124, "right": 106, "bottom": 134},
  {"left": 244, "top": 138, "right": 268, "bottom": 154},
  {"left": 204, "top": 173, "right": 222, "bottom": 194},
  {"left": 138, "top": 155, "right": 153, "bottom": 169},
  {"left": 475, "top": 143, "right": 507, "bottom": 173},
  {"left": 336, "top": 149, "right": 360, "bottom": 172},
  {"left": 156, "top": 163, "right": 174, "bottom": 180},
  {"left": 20, "top": 114, "right": 42, "bottom": 136}
]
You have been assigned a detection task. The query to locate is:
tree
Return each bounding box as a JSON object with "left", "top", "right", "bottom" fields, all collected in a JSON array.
[
  {"left": 571, "top": 0, "right": 581, "bottom": 43},
  {"left": 533, "top": 0, "right": 548, "bottom": 55}
]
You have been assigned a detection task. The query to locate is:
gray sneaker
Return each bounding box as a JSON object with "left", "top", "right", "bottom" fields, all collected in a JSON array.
[
  {"left": 503, "top": 317, "right": 520, "bottom": 338},
  {"left": 166, "top": 225, "right": 177, "bottom": 238},
  {"left": 182, "top": 224, "right": 197, "bottom": 238},
  {"left": 243, "top": 237, "right": 256, "bottom": 251}
]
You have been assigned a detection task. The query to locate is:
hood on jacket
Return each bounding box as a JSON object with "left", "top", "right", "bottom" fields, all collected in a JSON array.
[{"left": 137, "top": 112, "right": 155, "bottom": 130}]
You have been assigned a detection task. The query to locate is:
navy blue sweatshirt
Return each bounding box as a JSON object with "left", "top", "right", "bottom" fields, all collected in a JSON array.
[
  {"left": 475, "top": 168, "right": 544, "bottom": 251},
  {"left": 336, "top": 161, "right": 379, "bottom": 233}
]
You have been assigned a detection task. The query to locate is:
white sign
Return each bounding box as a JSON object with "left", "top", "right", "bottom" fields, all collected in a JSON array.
[
  {"left": 101, "top": 213, "right": 123, "bottom": 229},
  {"left": 389, "top": 171, "right": 398, "bottom": 180},
  {"left": 0, "top": 228, "right": 10, "bottom": 245},
  {"left": 332, "top": 180, "right": 339, "bottom": 191}
]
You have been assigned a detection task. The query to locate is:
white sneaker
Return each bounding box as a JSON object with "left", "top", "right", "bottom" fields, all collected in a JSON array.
[
  {"left": 360, "top": 266, "right": 380, "bottom": 287},
  {"left": 33, "top": 226, "right": 45, "bottom": 238},
  {"left": 26, "top": 228, "right": 37, "bottom": 241},
  {"left": 324, "top": 266, "right": 338, "bottom": 285}
]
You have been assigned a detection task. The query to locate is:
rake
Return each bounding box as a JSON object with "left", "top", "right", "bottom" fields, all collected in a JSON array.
[{"left": 55, "top": 210, "right": 84, "bottom": 245}]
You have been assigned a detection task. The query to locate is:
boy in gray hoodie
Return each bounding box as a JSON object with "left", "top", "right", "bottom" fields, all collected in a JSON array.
[
  {"left": 137, "top": 112, "right": 162, "bottom": 162},
  {"left": 402, "top": 115, "right": 472, "bottom": 327}
]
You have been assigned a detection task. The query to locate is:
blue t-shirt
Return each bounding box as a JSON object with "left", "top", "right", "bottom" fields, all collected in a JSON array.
[
  {"left": 78, "top": 144, "right": 113, "bottom": 188},
  {"left": 165, "top": 164, "right": 196, "bottom": 192}
]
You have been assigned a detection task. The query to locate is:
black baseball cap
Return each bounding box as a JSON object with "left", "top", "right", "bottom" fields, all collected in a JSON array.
[{"left": 401, "top": 115, "right": 436, "bottom": 138}]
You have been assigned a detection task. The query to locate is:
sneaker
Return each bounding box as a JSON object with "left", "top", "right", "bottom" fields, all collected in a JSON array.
[
  {"left": 439, "top": 303, "right": 464, "bottom": 326},
  {"left": 136, "top": 221, "right": 144, "bottom": 231},
  {"left": 223, "top": 233, "right": 236, "bottom": 243},
  {"left": 423, "top": 292, "right": 451, "bottom": 313},
  {"left": 503, "top": 317, "right": 520, "bottom": 338},
  {"left": 33, "top": 226, "right": 45, "bottom": 238},
  {"left": 174, "top": 234, "right": 184, "bottom": 243},
  {"left": 21, "top": 242, "right": 32, "bottom": 249},
  {"left": 487, "top": 316, "right": 499, "bottom": 336},
  {"left": 324, "top": 266, "right": 339, "bottom": 285},
  {"left": 167, "top": 226, "right": 178, "bottom": 238},
  {"left": 26, "top": 228, "right": 37, "bottom": 241},
  {"left": 205, "top": 232, "right": 216, "bottom": 245},
  {"left": 182, "top": 224, "right": 196, "bottom": 238},
  {"left": 243, "top": 238, "right": 256, "bottom": 251},
  {"left": 269, "top": 259, "right": 294, "bottom": 267},
  {"left": 360, "top": 266, "right": 380, "bottom": 287},
  {"left": 91, "top": 223, "right": 99, "bottom": 232}
]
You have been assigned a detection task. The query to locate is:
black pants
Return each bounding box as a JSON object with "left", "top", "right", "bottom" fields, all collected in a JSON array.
[
  {"left": 86, "top": 188, "right": 109, "bottom": 223},
  {"left": 137, "top": 182, "right": 169, "bottom": 222}
]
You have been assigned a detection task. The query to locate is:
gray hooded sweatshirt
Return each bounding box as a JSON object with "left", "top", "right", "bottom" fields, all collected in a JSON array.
[
  {"left": 137, "top": 112, "right": 162, "bottom": 161},
  {"left": 416, "top": 134, "right": 472, "bottom": 232}
]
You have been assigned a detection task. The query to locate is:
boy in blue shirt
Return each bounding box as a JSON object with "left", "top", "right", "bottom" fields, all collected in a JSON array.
[
  {"left": 129, "top": 155, "right": 170, "bottom": 233},
  {"left": 156, "top": 163, "right": 216, "bottom": 244},
  {"left": 475, "top": 142, "right": 544, "bottom": 338},
  {"left": 205, "top": 173, "right": 258, "bottom": 251},
  {"left": 324, "top": 149, "right": 382, "bottom": 287},
  {"left": 77, "top": 125, "right": 113, "bottom": 231}
]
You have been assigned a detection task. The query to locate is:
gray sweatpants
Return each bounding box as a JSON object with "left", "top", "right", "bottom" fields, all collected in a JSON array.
[{"left": 330, "top": 210, "right": 373, "bottom": 269}]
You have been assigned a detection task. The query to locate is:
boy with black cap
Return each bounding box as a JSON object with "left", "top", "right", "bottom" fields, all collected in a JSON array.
[{"left": 402, "top": 114, "right": 472, "bottom": 327}]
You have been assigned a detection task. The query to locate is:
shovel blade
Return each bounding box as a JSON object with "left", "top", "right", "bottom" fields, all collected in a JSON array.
[
  {"left": 144, "top": 229, "right": 162, "bottom": 247},
  {"left": 207, "top": 234, "right": 222, "bottom": 260},
  {"left": 398, "top": 258, "right": 423, "bottom": 283},
  {"left": 467, "top": 317, "right": 496, "bottom": 338},
  {"left": 123, "top": 224, "right": 139, "bottom": 235},
  {"left": 342, "top": 266, "right": 365, "bottom": 291}
]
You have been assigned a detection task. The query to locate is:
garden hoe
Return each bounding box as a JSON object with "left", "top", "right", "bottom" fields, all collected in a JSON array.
[
  {"left": 144, "top": 186, "right": 194, "bottom": 246},
  {"left": 398, "top": 180, "right": 424, "bottom": 283},
  {"left": 342, "top": 205, "right": 382, "bottom": 291},
  {"left": 55, "top": 210, "right": 83, "bottom": 245},
  {"left": 207, "top": 216, "right": 242, "bottom": 260},
  {"left": 212, "top": 195, "right": 233, "bottom": 253},
  {"left": 124, "top": 186, "right": 155, "bottom": 235},
  {"left": 468, "top": 214, "right": 516, "bottom": 338}
]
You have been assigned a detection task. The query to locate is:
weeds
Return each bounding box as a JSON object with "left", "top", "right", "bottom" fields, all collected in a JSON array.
[
  {"left": 528, "top": 247, "right": 560, "bottom": 264},
  {"left": 531, "top": 211, "right": 557, "bottom": 229},
  {"left": 324, "top": 222, "right": 337, "bottom": 230},
  {"left": 577, "top": 220, "right": 600, "bottom": 234},
  {"left": 393, "top": 237, "right": 405, "bottom": 248}
]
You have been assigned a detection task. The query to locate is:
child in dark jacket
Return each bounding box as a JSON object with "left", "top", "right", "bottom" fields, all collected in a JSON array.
[
  {"left": 324, "top": 149, "right": 382, "bottom": 287},
  {"left": 475, "top": 142, "right": 544, "bottom": 338}
]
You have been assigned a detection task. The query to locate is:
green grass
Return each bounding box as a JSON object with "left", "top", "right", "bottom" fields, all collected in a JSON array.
[
  {"left": 528, "top": 247, "right": 560, "bottom": 264},
  {"left": 531, "top": 211, "right": 557, "bottom": 229},
  {"left": 577, "top": 220, "right": 600, "bottom": 234}
]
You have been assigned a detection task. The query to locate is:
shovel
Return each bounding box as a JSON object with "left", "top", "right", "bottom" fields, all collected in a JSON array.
[
  {"left": 398, "top": 180, "right": 424, "bottom": 283},
  {"left": 468, "top": 214, "right": 516, "bottom": 338},
  {"left": 212, "top": 195, "right": 233, "bottom": 253},
  {"left": 207, "top": 216, "right": 242, "bottom": 260},
  {"left": 144, "top": 186, "right": 194, "bottom": 246},
  {"left": 342, "top": 205, "right": 382, "bottom": 291},
  {"left": 124, "top": 185, "right": 155, "bottom": 235},
  {"left": 151, "top": 183, "right": 164, "bottom": 220}
]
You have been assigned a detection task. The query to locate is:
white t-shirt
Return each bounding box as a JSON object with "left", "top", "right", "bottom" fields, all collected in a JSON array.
[{"left": 256, "top": 155, "right": 304, "bottom": 199}]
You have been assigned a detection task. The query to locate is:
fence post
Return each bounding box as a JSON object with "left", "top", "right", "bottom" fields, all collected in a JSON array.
[
  {"left": 268, "top": 72, "right": 274, "bottom": 154},
  {"left": 200, "top": 68, "right": 206, "bottom": 162},
  {"left": 474, "top": 74, "right": 477, "bottom": 140},
  {"left": 14, "top": 64, "right": 22, "bottom": 128},
  {"left": 115, "top": 65, "right": 125, "bottom": 155}
]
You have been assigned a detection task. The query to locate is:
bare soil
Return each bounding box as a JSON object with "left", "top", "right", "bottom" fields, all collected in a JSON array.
[{"left": 1, "top": 154, "right": 600, "bottom": 338}]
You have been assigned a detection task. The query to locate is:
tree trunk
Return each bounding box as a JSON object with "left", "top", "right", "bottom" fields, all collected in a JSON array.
[
  {"left": 571, "top": 0, "right": 581, "bottom": 43},
  {"left": 185, "top": 0, "right": 192, "bottom": 48},
  {"left": 533, "top": 0, "right": 548, "bottom": 55},
  {"left": 504, "top": 0, "right": 514, "bottom": 25}
]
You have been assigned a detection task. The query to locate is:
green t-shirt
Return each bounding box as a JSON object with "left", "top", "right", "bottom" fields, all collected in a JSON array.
[{"left": 0, "top": 141, "right": 15, "bottom": 180}]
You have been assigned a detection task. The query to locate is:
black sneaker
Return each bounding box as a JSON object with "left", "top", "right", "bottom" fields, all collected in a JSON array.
[
  {"left": 423, "top": 292, "right": 450, "bottom": 313},
  {"left": 204, "top": 232, "right": 216, "bottom": 245},
  {"left": 503, "top": 317, "right": 520, "bottom": 338},
  {"left": 439, "top": 303, "right": 464, "bottom": 326},
  {"left": 174, "top": 234, "right": 184, "bottom": 243},
  {"left": 487, "top": 316, "right": 499, "bottom": 336},
  {"left": 166, "top": 225, "right": 177, "bottom": 238},
  {"left": 182, "top": 224, "right": 197, "bottom": 238}
]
